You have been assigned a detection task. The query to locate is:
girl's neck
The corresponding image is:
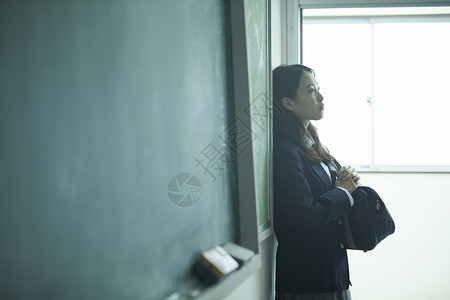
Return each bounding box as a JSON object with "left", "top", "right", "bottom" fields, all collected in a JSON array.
[{"left": 303, "top": 120, "right": 310, "bottom": 130}]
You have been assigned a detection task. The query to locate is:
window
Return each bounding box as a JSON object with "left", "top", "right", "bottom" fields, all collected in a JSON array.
[{"left": 302, "top": 8, "right": 450, "bottom": 172}]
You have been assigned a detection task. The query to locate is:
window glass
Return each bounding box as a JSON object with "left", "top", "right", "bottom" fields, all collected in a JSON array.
[
  {"left": 303, "top": 16, "right": 450, "bottom": 169},
  {"left": 303, "top": 22, "right": 372, "bottom": 165},
  {"left": 373, "top": 22, "right": 450, "bottom": 165}
]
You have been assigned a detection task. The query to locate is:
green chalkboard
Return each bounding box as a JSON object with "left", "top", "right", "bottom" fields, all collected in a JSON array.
[
  {"left": 245, "top": 0, "right": 270, "bottom": 228},
  {"left": 0, "top": 1, "right": 238, "bottom": 299}
]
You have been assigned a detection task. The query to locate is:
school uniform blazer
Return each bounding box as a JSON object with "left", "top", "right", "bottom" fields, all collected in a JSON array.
[{"left": 273, "top": 137, "right": 352, "bottom": 294}]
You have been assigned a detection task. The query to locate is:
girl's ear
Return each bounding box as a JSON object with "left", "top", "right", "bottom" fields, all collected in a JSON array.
[{"left": 282, "top": 97, "right": 295, "bottom": 111}]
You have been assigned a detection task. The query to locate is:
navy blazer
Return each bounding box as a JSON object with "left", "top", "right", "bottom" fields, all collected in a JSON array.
[{"left": 273, "top": 138, "right": 352, "bottom": 293}]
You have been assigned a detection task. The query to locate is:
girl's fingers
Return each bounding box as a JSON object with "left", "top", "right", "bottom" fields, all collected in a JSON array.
[
  {"left": 338, "top": 165, "right": 351, "bottom": 176},
  {"left": 337, "top": 165, "right": 361, "bottom": 187},
  {"left": 339, "top": 167, "right": 356, "bottom": 180}
]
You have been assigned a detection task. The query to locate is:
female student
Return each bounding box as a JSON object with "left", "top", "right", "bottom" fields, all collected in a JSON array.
[{"left": 273, "top": 64, "right": 360, "bottom": 300}]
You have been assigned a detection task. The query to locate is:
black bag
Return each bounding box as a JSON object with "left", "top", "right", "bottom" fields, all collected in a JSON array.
[{"left": 343, "top": 186, "right": 395, "bottom": 251}]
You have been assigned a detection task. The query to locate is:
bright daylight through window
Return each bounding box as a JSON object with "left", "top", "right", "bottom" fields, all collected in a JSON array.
[{"left": 302, "top": 7, "right": 450, "bottom": 172}]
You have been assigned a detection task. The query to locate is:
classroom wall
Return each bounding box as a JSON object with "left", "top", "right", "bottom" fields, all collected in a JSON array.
[{"left": 349, "top": 173, "right": 450, "bottom": 300}]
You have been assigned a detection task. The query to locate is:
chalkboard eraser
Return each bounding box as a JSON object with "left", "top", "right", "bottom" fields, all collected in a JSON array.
[
  {"left": 192, "top": 246, "right": 239, "bottom": 286},
  {"left": 222, "top": 242, "right": 255, "bottom": 266}
]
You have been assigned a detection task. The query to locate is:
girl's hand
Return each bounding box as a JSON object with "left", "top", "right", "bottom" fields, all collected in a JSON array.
[{"left": 335, "top": 165, "right": 360, "bottom": 193}]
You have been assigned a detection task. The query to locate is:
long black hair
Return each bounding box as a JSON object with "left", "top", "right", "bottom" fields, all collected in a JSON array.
[{"left": 273, "top": 64, "right": 332, "bottom": 163}]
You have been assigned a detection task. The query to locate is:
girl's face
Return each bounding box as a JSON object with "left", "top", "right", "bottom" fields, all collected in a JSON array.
[{"left": 283, "top": 71, "right": 324, "bottom": 128}]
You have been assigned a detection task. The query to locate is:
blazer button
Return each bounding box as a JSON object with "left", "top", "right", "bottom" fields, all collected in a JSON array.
[{"left": 340, "top": 243, "right": 345, "bottom": 249}]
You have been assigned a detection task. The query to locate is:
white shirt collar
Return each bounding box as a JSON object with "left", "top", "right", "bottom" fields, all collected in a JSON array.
[{"left": 301, "top": 131, "right": 315, "bottom": 149}]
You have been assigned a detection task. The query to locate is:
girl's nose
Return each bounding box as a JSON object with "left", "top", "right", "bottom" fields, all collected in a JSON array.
[{"left": 317, "top": 91, "right": 324, "bottom": 101}]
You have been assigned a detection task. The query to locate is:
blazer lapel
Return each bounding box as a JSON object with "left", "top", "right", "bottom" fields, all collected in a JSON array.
[{"left": 311, "top": 163, "right": 333, "bottom": 190}]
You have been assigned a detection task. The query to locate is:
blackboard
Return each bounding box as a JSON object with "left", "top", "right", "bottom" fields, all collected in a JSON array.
[{"left": 0, "top": 1, "right": 239, "bottom": 299}]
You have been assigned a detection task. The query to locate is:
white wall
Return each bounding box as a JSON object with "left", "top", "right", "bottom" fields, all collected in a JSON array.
[{"left": 349, "top": 173, "right": 450, "bottom": 300}]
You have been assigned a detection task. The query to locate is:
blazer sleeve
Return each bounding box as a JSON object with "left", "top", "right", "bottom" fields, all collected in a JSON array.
[{"left": 274, "top": 142, "right": 351, "bottom": 232}]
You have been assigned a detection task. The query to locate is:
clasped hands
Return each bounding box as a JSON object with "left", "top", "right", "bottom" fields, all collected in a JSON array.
[{"left": 335, "top": 165, "right": 360, "bottom": 194}]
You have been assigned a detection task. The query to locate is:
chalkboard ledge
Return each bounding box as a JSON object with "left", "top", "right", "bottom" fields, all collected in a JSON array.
[
  {"left": 166, "top": 254, "right": 261, "bottom": 300},
  {"left": 196, "top": 254, "right": 261, "bottom": 300}
]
